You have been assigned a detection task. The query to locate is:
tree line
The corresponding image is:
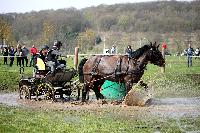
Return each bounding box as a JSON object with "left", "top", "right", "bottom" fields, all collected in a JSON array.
[{"left": 0, "top": 1, "right": 200, "bottom": 54}]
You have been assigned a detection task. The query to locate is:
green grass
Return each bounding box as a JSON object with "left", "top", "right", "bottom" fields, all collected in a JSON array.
[
  {"left": 142, "top": 56, "right": 200, "bottom": 98},
  {"left": 0, "top": 56, "right": 199, "bottom": 96},
  {"left": 0, "top": 56, "right": 199, "bottom": 133},
  {"left": 1, "top": 104, "right": 199, "bottom": 133}
]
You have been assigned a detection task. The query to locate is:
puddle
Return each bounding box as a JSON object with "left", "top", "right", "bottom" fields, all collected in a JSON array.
[
  {"left": 0, "top": 92, "right": 20, "bottom": 106},
  {"left": 0, "top": 92, "right": 200, "bottom": 118}
]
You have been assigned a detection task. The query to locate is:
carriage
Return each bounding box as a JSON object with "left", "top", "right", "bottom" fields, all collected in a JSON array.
[
  {"left": 19, "top": 42, "right": 165, "bottom": 104},
  {"left": 19, "top": 57, "right": 82, "bottom": 101}
]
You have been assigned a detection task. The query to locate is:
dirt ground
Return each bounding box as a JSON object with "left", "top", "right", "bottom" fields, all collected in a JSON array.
[{"left": 0, "top": 92, "right": 200, "bottom": 119}]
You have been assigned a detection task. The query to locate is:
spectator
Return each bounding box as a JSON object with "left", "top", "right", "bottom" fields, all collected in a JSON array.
[
  {"left": 180, "top": 49, "right": 188, "bottom": 56},
  {"left": 186, "top": 44, "right": 194, "bottom": 67},
  {"left": 125, "top": 45, "right": 133, "bottom": 58},
  {"left": 194, "top": 47, "right": 199, "bottom": 59},
  {"left": 21, "top": 45, "right": 29, "bottom": 67},
  {"left": 15, "top": 44, "right": 22, "bottom": 67},
  {"left": 9, "top": 46, "right": 15, "bottom": 67},
  {"left": 111, "top": 45, "right": 117, "bottom": 54},
  {"left": 29, "top": 45, "right": 38, "bottom": 67},
  {"left": 3, "top": 47, "right": 8, "bottom": 65}
]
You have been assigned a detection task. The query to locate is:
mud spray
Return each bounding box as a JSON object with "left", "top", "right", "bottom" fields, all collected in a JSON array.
[{"left": 123, "top": 81, "right": 154, "bottom": 106}]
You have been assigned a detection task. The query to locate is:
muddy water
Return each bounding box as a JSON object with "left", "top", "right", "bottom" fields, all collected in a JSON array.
[
  {"left": 0, "top": 92, "right": 19, "bottom": 106},
  {"left": 151, "top": 97, "right": 200, "bottom": 105},
  {"left": 0, "top": 92, "right": 200, "bottom": 118},
  {"left": 148, "top": 97, "right": 200, "bottom": 118}
]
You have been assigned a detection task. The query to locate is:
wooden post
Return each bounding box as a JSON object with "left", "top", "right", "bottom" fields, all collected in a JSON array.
[
  {"left": 103, "top": 37, "right": 106, "bottom": 53},
  {"left": 3, "top": 39, "right": 5, "bottom": 45},
  {"left": 1, "top": 38, "right": 5, "bottom": 50},
  {"left": 74, "top": 47, "right": 79, "bottom": 70},
  {"left": 161, "top": 47, "right": 165, "bottom": 73}
]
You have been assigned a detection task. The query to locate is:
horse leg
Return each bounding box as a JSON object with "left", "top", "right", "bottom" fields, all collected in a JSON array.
[
  {"left": 125, "top": 80, "right": 133, "bottom": 95},
  {"left": 93, "top": 83, "right": 102, "bottom": 100},
  {"left": 94, "top": 79, "right": 110, "bottom": 105},
  {"left": 93, "top": 80, "right": 104, "bottom": 100},
  {"left": 82, "top": 84, "right": 90, "bottom": 102},
  {"left": 86, "top": 90, "right": 89, "bottom": 100},
  {"left": 92, "top": 81, "right": 108, "bottom": 105}
]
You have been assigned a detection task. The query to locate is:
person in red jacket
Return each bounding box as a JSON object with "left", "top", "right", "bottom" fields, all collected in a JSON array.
[{"left": 29, "top": 45, "right": 38, "bottom": 67}]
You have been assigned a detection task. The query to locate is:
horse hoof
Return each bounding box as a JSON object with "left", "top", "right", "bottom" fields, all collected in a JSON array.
[
  {"left": 111, "top": 100, "right": 122, "bottom": 105},
  {"left": 101, "top": 100, "right": 108, "bottom": 105}
]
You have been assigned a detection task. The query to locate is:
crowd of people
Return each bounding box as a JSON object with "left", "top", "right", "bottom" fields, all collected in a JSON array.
[
  {"left": 2, "top": 41, "right": 198, "bottom": 69},
  {"left": 1, "top": 43, "right": 38, "bottom": 67},
  {"left": 1, "top": 41, "right": 62, "bottom": 72},
  {"left": 109, "top": 44, "right": 133, "bottom": 58}
]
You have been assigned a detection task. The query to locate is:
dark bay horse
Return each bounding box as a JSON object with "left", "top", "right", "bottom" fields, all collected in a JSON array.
[{"left": 78, "top": 42, "right": 165, "bottom": 101}]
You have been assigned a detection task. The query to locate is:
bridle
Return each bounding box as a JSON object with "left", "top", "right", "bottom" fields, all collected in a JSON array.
[{"left": 148, "top": 47, "right": 164, "bottom": 66}]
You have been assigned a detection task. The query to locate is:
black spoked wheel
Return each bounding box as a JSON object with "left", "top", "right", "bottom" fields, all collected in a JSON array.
[
  {"left": 37, "top": 83, "right": 53, "bottom": 100},
  {"left": 19, "top": 85, "right": 31, "bottom": 99}
]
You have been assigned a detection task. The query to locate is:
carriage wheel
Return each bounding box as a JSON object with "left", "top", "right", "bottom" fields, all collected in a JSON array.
[
  {"left": 37, "top": 83, "right": 53, "bottom": 100},
  {"left": 19, "top": 85, "right": 31, "bottom": 99}
]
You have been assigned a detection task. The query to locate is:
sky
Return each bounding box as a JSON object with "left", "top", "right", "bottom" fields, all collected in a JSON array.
[{"left": 0, "top": 0, "right": 193, "bottom": 13}]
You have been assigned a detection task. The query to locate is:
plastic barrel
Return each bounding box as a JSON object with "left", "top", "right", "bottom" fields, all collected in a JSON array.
[{"left": 101, "top": 80, "right": 126, "bottom": 100}]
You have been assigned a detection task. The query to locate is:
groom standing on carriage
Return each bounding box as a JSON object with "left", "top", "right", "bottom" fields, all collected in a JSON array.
[{"left": 46, "top": 40, "right": 62, "bottom": 73}]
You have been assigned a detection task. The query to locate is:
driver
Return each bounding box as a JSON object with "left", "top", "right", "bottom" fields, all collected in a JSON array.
[
  {"left": 46, "top": 41, "right": 62, "bottom": 73},
  {"left": 39, "top": 45, "right": 49, "bottom": 61}
]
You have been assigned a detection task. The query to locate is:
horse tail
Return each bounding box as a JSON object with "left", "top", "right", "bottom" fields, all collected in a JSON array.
[{"left": 78, "top": 58, "right": 88, "bottom": 83}]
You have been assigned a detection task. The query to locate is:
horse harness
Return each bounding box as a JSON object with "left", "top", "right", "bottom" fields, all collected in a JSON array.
[
  {"left": 91, "top": 56, "right": 102, "bottom": 76},
  {"left": 114, "top": 56, "right": 141, "bottom": 80},
  {"left": 90, "top": 55, "right": 146, "bottom": 80},
  {"left": 115, "top": 56, "right": 122, "bottom": 80},
  {"left": 114, "top": 57, "right": 145, "bottom": 80},
  {"left": 90, "top": 55, "right": 123, "bottom": 79}
]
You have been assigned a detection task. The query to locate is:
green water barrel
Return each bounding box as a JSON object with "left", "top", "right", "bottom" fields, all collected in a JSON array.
[{"left": 101, "top": 80, "right": 126, "bottom": 100}]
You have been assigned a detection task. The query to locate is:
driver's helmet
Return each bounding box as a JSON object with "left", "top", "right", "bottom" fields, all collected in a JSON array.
[
  {"left": 53, "top": 41, "right": 62, "bottom": 50},
  {"left": 41, "top": 44, "right": 49, "bottom": 50}
]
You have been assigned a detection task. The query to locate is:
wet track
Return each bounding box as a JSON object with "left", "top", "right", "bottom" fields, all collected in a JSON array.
[{"left": 0, "top": 92, "right": 200, "bottom": 118}]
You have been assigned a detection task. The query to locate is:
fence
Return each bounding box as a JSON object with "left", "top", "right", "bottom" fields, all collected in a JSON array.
[{"left": 0, "top": 54, "right": 199, "bottom": 70}]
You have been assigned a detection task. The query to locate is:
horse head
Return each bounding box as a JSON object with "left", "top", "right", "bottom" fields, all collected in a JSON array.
[{"left": 147, "top": 42, "right": 165, "bottom": 67}]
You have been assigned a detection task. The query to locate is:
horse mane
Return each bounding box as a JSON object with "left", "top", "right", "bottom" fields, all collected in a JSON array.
[{"left": 131, "top": 44, "right": 150, "bottom": 59}]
